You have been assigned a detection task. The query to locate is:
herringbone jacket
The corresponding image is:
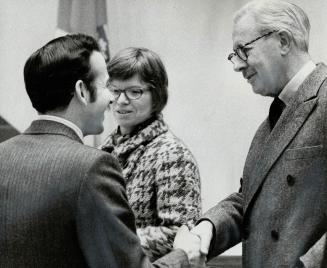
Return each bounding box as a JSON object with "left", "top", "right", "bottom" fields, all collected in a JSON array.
[{"left": 0, "top": 120, "right": 189, "bottom": 268}]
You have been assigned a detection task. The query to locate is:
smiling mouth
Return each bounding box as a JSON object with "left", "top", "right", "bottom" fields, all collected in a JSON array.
[
  {"left": 246, "top": 73, "right": 255, "bottom": 80},
  {"left": 245, "top": 73, "right": 256, "bottom": 83},
  {"left": 116, "top": 110, "right": 132, "bottom": 114}
]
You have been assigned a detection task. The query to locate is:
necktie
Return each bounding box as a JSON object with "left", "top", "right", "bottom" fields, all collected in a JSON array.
[{"left": 269, "top": 97, "right": 286, "bottom": 129}]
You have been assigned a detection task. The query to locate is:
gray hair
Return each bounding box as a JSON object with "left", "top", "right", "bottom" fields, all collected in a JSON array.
[{"left": 233, "top": 0, "right": 310, "bottom": 51}]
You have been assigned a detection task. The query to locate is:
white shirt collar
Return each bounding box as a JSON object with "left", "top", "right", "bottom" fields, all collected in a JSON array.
[
  {"left": 37, "top": 114, "right": 84, "bottom": 142},
  {"left": 279, "top": 61, "right": 316, "bottom": 105}
]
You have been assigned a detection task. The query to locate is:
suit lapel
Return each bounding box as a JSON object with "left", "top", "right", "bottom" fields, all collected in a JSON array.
[
  {"left": 242, "top": 119, "right": 270, "bottom": 196},
  {"left": 244, "top": 63, "right": 327, "bottom": 213},
  {"left": 24, "top": 120, "right": 83, "bottom": 143}
]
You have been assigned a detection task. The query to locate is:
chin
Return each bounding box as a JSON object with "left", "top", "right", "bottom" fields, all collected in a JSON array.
[
  {"left": 252, "top": 87, "right": 263, "bottom": 95},
  {"left": 89, "top": 125, "right": 104, "bottom": 135},
  {"left": 252, "top": 86, "right": 269, "bottom": 96},
  {"left": 96, "top": 125, "right": 104, "bottom": 134},
  {"left": 117, "top": 119, "right": 132, "bottom": 128}
]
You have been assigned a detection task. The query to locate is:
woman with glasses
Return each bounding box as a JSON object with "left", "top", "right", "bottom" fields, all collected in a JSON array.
[{"left": 101, "top": 47, "right": 201, "bottom": 261}]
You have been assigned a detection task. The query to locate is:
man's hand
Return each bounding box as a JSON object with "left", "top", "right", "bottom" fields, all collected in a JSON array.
[
  {"left": 190, "top": 220, "right": 214, "bottom": 255},
  {"left": 173, "top": 225, "right": 205, "bottom": 267}
]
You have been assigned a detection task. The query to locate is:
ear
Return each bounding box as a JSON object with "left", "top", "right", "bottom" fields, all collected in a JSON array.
[
  {"left": 278, "top": 30, "right": 292, "bottom": 56},
  {"left": 74, "top": 80, "right": 90, "bottom": 106}
]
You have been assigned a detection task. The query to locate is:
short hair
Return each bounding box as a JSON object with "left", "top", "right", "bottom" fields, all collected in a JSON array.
[
  {"left": 24, "top": 33, "right": 100, "bottom": 114},
  {"left": 108, "top": 47, "right": 168, "bottom": 115},
  {"left": 234, "top": 0, "right": 310, "bottom": 52}
]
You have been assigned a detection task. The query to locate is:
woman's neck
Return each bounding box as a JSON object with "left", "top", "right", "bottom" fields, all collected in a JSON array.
[{"left": 119, "top": 125, "right": 133, "bottom": 135}]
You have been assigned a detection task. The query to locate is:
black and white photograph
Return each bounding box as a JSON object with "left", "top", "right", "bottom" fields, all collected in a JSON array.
[{"left": 1, "top": 0, "right": 327, "bottom": 267}]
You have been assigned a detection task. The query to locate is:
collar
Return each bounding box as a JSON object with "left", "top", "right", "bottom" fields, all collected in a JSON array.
[
  {"left": 279, "top": 60, "right": 316, "bottom": 105},
  {"left": 101, "top": 114, "right": 168, "bottom": 161},
  {"left": 37, "top": 115, "right": 84, "bottom": 143},
  {"left": 115, "top": 115, "right": 158, "bottom": 141}
]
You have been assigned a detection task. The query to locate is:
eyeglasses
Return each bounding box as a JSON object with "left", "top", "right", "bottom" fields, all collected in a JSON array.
[
  {"left": 108, "top": 85, "right": 148, "bottom": 100},
  {"left": 228, "top": 30, "right": 278, "bottom": 63}
]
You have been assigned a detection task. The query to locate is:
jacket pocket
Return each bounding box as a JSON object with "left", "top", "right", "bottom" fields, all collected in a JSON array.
[{"left": 285, "top": 144, "right": 323, "bottom": 160}]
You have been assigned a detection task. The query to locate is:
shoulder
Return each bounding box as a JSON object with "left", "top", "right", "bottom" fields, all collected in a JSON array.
[
  {"left": 143, "top": 130, "right": 199, "bottom": 171},
  {"left": 47, "top": 140, "right": 122, "bottom": 185},
  {"left": 57, "top": 142, "right": 124, "bottom": 192},
  {"left": 77, "top": 146, "right": 125, "bottom": 196},
  {"left": 153, "top": 130, "right": 196, "bottom": 158},
  {"left": 312, "top": 63, "right": 327, "bottom": 96},
  {"left": 75, "top": 144, "right": 122, "bottom": 172}
]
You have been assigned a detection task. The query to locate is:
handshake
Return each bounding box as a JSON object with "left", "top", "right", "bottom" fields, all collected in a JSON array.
[{"left": 173, "top": 221, "right": 214, "bottom": 267}]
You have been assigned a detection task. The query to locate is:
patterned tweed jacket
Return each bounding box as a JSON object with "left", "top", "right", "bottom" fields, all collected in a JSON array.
[{"left": 102, "top": 115, "right": 202, "bottom": 261}]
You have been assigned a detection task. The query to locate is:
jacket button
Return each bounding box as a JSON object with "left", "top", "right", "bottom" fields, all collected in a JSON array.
[
  {"left": 271, "top": 230, "right": 279, "bottom": 241},
  {"left": 286, "top": 175, "right": 295, "bottom": 186}
]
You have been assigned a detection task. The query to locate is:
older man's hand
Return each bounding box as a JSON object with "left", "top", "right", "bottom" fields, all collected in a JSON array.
[
  {"left": 173, "top": 225, "right": 205, "bottom": 267},
  {"left": 190, "top": 220, "right": 214, "bottom": 256}
]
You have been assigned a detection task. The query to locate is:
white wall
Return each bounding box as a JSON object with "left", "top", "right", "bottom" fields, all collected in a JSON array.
[
  {"left": 1, "top": 0, "right": 327, "bottom": 255},
  {"left": 0, "top": 0, "right": 58, "bottom": 130}
]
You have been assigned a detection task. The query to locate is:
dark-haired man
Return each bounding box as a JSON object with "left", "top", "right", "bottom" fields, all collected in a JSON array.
[{"left": 0, "top": 34, "right": 199, "bottom": 267}]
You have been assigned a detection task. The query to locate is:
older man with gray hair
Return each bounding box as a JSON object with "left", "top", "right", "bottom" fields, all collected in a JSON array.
[{"left": 190, "top": 1, "right": 327, "bottom": 267}]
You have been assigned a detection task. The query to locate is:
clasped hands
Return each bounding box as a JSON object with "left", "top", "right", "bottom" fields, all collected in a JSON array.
[{"left": 173, "top": 221, "right": 213, "bottom": 267}]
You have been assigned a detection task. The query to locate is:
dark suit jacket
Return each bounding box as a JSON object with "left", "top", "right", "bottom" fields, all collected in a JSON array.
[
  {"left": 0, "top": 120, "right": 188, "bottom": 268},
  {"left": 203, "top": 63, "right": 327, "bottom": 267}
]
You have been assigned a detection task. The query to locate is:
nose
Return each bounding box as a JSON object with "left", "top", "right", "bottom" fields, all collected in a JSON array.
[
  {"left": 233, "top": 56, "right": 247, "bottom": 72},
  {"left": 116, "top": 91, "right": 130, "bottom": 104}
]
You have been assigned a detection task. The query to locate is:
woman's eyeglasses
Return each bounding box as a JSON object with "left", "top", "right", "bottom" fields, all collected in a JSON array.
[{"left": 108, "top": 85, "right": 148, "bottom": 100}]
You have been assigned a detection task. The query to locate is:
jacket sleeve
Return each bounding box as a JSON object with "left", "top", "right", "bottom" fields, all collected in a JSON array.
[
  {"left": 75, "top": 153, "right": 189, "bottom": 268},
  {"left": 201, "top": 191, "right": 243, "bottom": 260},
  {"left": 138, "top": 156, "right": 202, "bottom": 261}
]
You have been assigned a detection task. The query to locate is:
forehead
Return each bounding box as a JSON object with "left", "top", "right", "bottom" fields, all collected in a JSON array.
[
  {"left": 110, "top": 74, "right": 145, "bottom": 87},
  {"left": 232, "top": 15, "right": 260, "bottom": 48}
]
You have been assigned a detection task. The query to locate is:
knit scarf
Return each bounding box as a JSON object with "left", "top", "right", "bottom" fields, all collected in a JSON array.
[{"left": 101, "top": 114, "right": 168, "bottom": 168}]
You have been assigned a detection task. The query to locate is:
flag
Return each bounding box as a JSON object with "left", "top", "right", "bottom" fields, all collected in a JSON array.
[{"left": 56, "top": 0, "right": 110, "bottom": 63}]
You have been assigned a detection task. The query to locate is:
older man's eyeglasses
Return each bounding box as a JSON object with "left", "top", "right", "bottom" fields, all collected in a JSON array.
[
  {"left": 228, "top": 30, "right": 278, "bottom": 63},
  {"left": 108, "top": 85, "right": 148, "bottom": 100}
]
